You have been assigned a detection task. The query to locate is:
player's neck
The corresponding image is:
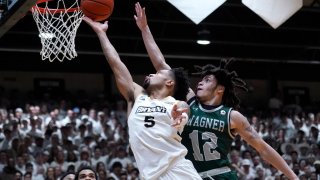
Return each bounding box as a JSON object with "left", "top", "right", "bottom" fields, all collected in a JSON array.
[
  {"left": 201, "top": 95, "right": 222, "bottom": 106},
  {"left": 148, "top": 88, "right": 172, "bottom": 100}
]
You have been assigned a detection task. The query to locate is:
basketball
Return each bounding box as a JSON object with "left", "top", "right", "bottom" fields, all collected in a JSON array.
[{"left": 81, "top": 0, "right": 114, "bottom": 21}]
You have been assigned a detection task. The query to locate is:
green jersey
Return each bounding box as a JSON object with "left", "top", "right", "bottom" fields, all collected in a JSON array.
[{"left": 181, "top": 97, "right": 235, "bottom": 173}]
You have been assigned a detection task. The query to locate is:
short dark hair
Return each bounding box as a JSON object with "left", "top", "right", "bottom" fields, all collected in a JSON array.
[
  {"left": 111, "top": 161, "right": 123, "bottom": 170},
  {"left": 75, "top": 166, "right": 98, "bottom": 180},
  {"left": 25, "top": 162, "right": 33, "bottom": 168},
  {"left": 171, "top": 67, "right": 190, "bottom": 101},
  {"left": 60, "top": 171, "right": 75, "bottom": 180},
  {"left": 193, "top": 58, "right": 248, "bottom": 109}
]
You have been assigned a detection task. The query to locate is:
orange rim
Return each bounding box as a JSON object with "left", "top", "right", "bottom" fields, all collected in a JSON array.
[{"left": 32, "top": 0, "right": 80, "bottom": 14}]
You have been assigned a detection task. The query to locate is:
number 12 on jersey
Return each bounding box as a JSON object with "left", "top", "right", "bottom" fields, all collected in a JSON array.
[{"left": 189, "top": 130, "right": 221, "bottom": 161}]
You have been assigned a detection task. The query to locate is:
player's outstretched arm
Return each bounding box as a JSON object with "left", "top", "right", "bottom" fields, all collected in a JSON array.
[
  {"left": 231, "top": 111, "right": 298, "bottom": 180},
  {"left": 83, "top": 17, "right": 144, "bottom": 102},
  {"left": 134, "top": 2, "right": 171, "bottom": 71},
  {"left": 134, "top": 3, "right": 195, "bottom": 101}
]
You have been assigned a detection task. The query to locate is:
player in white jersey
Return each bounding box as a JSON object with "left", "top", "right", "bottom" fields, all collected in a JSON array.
[
  {"left": 83, "top": 16, "right": 202, "bottom": 180},
  {"left": 128, "top": 94, "right": 194, "bottom": 179}
]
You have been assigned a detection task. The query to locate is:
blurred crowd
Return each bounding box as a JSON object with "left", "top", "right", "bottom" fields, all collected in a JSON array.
[{"left": 0, "top": 90, "right": 319, "bottom": 180}]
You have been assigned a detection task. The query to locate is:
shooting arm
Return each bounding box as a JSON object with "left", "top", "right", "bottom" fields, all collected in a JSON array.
[{"left": 97, "top": 31, "right": 144, "bottom": 102}]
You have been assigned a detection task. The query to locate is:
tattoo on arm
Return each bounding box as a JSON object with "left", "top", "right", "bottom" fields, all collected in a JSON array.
[{"left": 243, "top": 122, "right": 259, "bottom": 140}]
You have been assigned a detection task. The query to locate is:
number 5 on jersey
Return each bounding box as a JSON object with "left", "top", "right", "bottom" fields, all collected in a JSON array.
[{"left": 144, "top": 116, "right": 155, "bottom": 127}]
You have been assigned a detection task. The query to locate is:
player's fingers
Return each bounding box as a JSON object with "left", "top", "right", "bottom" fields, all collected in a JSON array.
[
  {"left": 142, "top": 7, "right": 146, "bottom": 17},
  {"left": 136, "top": 3, "right": 142, "bottom": 15},
  {"left": 171, "top": 104, "right": 178, "bottom": 116},
  {"left": 137, "top": 2, "right": 141, "bottom": 9},
  {"left": 172, "top": 103, "right": 178, "bottom": 111},
  {"left": 177, "top": 108, "right": 188, "bottom": 114},
  {"left": 135, "top": 7, "right": 140, "bottom": 17}
]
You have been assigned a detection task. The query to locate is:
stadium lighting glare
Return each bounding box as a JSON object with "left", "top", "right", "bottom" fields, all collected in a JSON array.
[{"left": 196, "top": 29, "right": 211, "bottom": 45}]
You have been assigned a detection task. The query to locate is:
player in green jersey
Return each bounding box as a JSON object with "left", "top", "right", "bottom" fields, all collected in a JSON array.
[{"left": 134, "top": 2, "right": 298, "bottom": 180}]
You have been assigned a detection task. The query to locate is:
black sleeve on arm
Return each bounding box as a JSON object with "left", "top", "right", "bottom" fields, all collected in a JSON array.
[{"left": 187, "top": 96, "right": 196, "bottom": 105}]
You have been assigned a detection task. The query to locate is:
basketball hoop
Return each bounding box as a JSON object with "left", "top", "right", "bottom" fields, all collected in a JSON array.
[{"left": 31, "top": 0, "right": 83, "bottom": 62}]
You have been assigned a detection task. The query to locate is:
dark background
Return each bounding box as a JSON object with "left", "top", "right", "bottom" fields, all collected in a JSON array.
[
  {"left": 0, "top": 0, "right": 320, "bottom": 108},
  {"left": 0, "top": 0, "right": 319, "bottom": 78}
]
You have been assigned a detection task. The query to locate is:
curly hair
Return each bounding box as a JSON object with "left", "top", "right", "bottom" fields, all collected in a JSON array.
[
  {"left": 193, "top": 58, "right": 248, "bottom": 109},
  {"left": 170, "top": 67, "right": 190, "bottom": 101}
]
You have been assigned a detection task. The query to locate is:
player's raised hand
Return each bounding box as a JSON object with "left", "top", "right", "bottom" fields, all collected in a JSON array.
[
  {"left": 134, "top": 2, "right": 148, "bottom": 30},
  {"left": 171, "top": 113, "right": 188, "bottom": 129},
  {"left": 171, "top": 101, "right": 189, "bottom": 130},
  {"left": 171, "top": 101, "right": 189, "bottom": 119},
  {"left": 83, "top": 16, "right": 109, "bottom": 33}
]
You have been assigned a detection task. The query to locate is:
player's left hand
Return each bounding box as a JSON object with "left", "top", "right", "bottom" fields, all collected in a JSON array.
[
  {"left": 171, "top": 113, "right": 188, "bottom": 128},
  {"left": 171, "top": 103, "right": 188, "bottom": 120},
  {"left": 134, "top": 2, "right": 148, "bottom": 30}
]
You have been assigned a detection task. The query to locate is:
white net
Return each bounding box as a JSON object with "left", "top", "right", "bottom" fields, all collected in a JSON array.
[{"left": 31, "top": 0, "right": 83, "bottom": 62}]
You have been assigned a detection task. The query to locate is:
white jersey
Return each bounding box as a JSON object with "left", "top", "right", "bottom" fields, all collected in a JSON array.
[{"left": 128, "top": 94, "right": 188, "bottom": 179}]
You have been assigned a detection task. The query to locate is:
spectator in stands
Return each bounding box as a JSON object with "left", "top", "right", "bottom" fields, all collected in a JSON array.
[
  {"left": 15, "top": 155, "right": 25, "bottom": 174},
  {"left": 255, "top": 166, "right": 267, "bottom": 180},
  {"left": 128, "top": 167, "right": 139, "bottom": 180},
  {"left": 91, "top": 146, "right": 108, "bottom": 170},
  {"left": 13, "top": 170, "right": 23, "bottom": 180},
  {"left": 45, "top": 166, "right": 56, "bottom": 180},
  {"left": 109, "top": 161, "right": 123, "bottom": 180},
  {"left": 95, "top": 161, "right": 107, "bottom": 173},
  {"left": 32, "top": 152, "right": 46, "bottom": 179},
  {"left": 257, "top": 122, "right": 269, "bottom": 139},
  {"left": 76, "top": 148, "right": 92, "bottom": 170},
  {"left": 108, "top": 147, "right": 132, "bottom": 170},
  {"left": 26, "top": 116, "right": 43, "bottom": 138},
  {"left": 240, "top": 159, "right": 256, "bottom": 180},
  {"left": 24, "top": 162, "right": 33, "bottom": 178},
  {"left": 97, "top": 169, "right": 108, "bottom": 180},
  {"left": 2, "top": 156, "right": 18, "bottom": 179},
  {"left": 290, "top": 150, "right": 299, "bottom": 164},
  {"left": 1, "top": 84, "right": 320, "bottom": 180},
  {"left": 313, "top": 160, "right": 320, "bottom": 179},
  {"left": 309, "top": 125, "right": 319, "bottom": 144},
  {"left": 75, "top": 166, "right": 97, "bottom": 180},
  {"left": 24, "top": 172, "right": 32, "bottom": 180},
  {"left": 280, "top": 111, "right": 295, "bottom": 142},
  {"left": 50, "top": 148, "right": 68, "bottom": 172},
  {"left": 0, "top": 125, "right": 13, "bottom": 150}
]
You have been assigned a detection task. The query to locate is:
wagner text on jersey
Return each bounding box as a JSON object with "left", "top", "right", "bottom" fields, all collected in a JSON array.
[{"left": 187, "top": 115, "right": 225, "bottom": 132}]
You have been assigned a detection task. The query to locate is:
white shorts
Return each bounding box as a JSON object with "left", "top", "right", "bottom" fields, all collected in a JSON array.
[{"left": 159, "top": 158, "right": 202, "bottom": 180}]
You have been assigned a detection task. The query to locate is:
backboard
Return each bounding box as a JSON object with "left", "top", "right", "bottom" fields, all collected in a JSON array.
[{"left": 0, "top": 0, "right": 37, "bottom": 38}]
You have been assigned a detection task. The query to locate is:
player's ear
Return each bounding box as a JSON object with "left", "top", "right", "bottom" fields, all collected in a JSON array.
[
  {"left": 166, "top": 79, "right": 174, "bottom": 87},
  {"left": 217, "top": 85, "right": 225, "bottom": 93}
]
